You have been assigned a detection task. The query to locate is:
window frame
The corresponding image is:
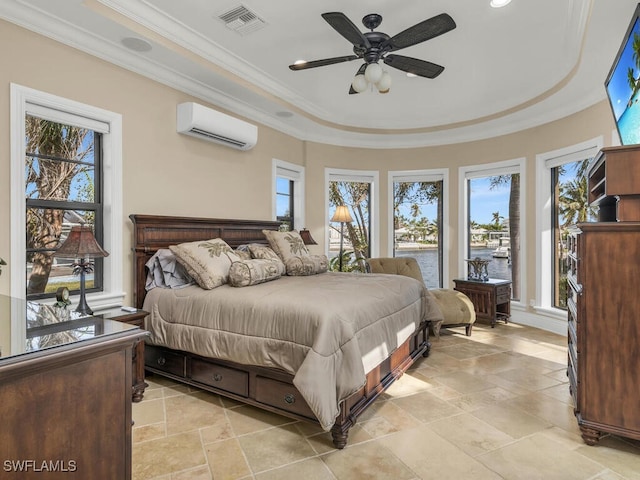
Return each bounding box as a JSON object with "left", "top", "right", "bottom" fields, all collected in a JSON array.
[
  {"left": 272, "top": 159, "right": 305, "bottom": 230},
  {"left": 325, "top": 168, "right": 379, "bottom": 259},
  {"left": 388, "top": 168, "right": 450, "bottom": 288},
  {"left": 459, "top": 158, "right": 526, "bottom": 305},
  {"left": 10, "top": 84, "right": 124, "bottom": 349},
  {"left": 24, "top": 122, "right": 105, "bottom": 299},
  {"left": 534, "top": 137, "right": 602, "bottom": 316}
]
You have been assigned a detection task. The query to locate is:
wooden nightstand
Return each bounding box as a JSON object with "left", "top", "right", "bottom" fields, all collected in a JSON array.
[
  {"left": 98, "top": 307, "right": 149, "bottom": 402},
  {"left": 453, "top": 278, "right": 511, "bottom": 328}
]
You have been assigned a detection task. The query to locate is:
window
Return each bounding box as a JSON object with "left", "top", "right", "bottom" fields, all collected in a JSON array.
[
  {"left": 10, "top": 84, "right": 123, "bottom": 345},
  {"left": 25, "top": 116, "right": 104, "bottom": 299},
  {"left": 536, "top": 138, "right": 602, "bottom": 313},
  {"left": 389, "top": 169, "right": 449, "bottom": 288},
  {"left": 273, "top": 159, "right": 305, "bottom": 230},
  {"left": 460, "top": 159, "right": 525, "bottom": 302},
  {"left": 326, "top": 169, "right": 379, "bottom": 271}
]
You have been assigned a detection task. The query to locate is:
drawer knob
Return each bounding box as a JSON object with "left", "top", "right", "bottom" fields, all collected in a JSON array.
[
  {"left": 213, "top": 373, "right": 223, "bottom": 382},
  {"left": 284, "top": 393, "right": 295, "bottom": 404},
  {"left": 157, "top": 357, "right": 166, "bottom": 366}
]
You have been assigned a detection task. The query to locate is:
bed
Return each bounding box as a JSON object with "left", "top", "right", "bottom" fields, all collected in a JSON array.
[{"left": 130, "top": 214, "right": 439, "bottom": 448}]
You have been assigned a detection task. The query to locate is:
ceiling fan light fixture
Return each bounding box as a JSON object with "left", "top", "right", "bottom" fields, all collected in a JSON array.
[
  {"left": 376, "top": 71, "right": 392, "bottom": 91},
  {"left": 364, "top": 62, "right": 382, "bottom": 83},
  {"left": 490, "top": 0, "right": 512, "bottom": 8},
  {"left": 352, "top": 74, "right": 368, "bottom": 93}
]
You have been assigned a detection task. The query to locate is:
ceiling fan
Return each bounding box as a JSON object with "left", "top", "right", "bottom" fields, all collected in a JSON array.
[{"left": 289, "top": 12, "right": 456, "bottom": 94}]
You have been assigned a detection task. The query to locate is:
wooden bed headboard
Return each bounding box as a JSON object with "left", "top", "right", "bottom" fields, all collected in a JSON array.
[{"left": 129, "top": 214, "right": 281, "bottom": 309}]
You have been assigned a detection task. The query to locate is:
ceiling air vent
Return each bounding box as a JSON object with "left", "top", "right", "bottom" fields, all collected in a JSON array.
[{"left": 217, "top": 5, "right": 266, "bottom": 36}]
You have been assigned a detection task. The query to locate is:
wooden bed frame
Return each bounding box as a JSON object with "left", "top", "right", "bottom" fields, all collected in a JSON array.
[{"left": 130, "top": 214, "right": 431, "bottom": 448}]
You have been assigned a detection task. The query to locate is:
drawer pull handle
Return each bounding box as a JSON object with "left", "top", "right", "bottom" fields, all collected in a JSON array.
[
  {"left": 213, "top": 373, "right": 223, "bottom": 382},
  {"left": 284, "top": 394, "right": 295, "bottom": 404},
  {"left": 157, "top": 357, "right": 166, "bottom": 366}
]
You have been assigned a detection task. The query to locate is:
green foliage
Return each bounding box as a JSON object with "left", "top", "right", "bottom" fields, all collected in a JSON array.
[{"left": 328, "top": 251, "right": 367, "bottom": 273}]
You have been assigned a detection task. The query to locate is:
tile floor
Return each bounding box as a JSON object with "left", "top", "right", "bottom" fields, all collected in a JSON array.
[{"left": 132, "top": 320, "right": 640, "bottom": 480}]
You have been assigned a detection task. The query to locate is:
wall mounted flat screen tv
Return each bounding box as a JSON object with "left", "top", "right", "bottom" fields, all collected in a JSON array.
[{"left": 605, "top": 3, "right": 640, "bottom": 145}]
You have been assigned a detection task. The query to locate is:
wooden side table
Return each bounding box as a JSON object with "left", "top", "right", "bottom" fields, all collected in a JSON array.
[
  {"left": 98, "top": 308, "right": 149, "bottom": 402},
  {"left": 453, "top": 278, "right": 511, "bottom": 327}
]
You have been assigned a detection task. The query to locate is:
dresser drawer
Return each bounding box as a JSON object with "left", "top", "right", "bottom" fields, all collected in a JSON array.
[
  {"left": 255, "top": 376, "right": 315, "bottom": 419},
  {"left": 145, "top": 345, "right": 186, "bottom": 377},
  {"left": 191, "top": 358, "right": 248, "bottom": 397},
  {"left": 495, "top": 285, "right": 511, "bottom": 304}
]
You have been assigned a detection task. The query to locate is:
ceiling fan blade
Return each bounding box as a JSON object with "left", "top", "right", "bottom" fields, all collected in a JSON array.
[
  {"left": 322, "top": 12, "right": 371, "bottom": 49},
  {"left": 349, "top": 63, "right": 367, "bottom": 94},
  {"left": 289, "top": 55, "right": 359, "bottom": 71},
  {"left": 384, "top": 54, "right": 445, "bottom": 78},
  {"left": 383, "top": 13, "right": 456, "bottom": 51}
]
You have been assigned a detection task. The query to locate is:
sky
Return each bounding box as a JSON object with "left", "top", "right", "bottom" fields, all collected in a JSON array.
[{"left": 392, "top": 177, "right": 510, "bottom": 226}]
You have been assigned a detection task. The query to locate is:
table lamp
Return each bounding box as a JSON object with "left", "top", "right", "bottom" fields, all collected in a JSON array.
[{"left": 53, "top": 225, "right": 109, "bottom": 315}]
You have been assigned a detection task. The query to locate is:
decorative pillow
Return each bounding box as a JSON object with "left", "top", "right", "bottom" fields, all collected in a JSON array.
[
  {"left": 285, "top": 254, "right": 329, "bottom": 276},
  {"left": 228, "top": 259, "right": 282, "bottom": 287},
  {"left": 262, "top": 230, "right": 309, "bottom": 263},
  {"left": 233, "top": 247, "right": 252, "bottom": 261},
  {"left": 169, "top": 238, "right": 240, "bottom": 290},
  {"left": 247, "top": 244, "right": 286, "bottom": 275}
]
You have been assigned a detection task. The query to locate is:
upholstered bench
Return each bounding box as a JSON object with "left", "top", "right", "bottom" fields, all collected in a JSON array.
[
  {"left": 429, "top": 288, "right": 476, "bottom": 337},
  {"left": 366, "top": 257, "right": 476, "bottom": 338}
]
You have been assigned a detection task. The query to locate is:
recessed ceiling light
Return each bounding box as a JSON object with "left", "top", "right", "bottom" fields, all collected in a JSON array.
[
  {"left": 294, "top": 60, "right": 306, "bottom": 65},
  {"left": 490, "top": 0, "right": 512, "bottom": 7},
  {"left": 406, "top": 72, "right": 417, "bottom": 78},
  {"left": 121, "top": 37, "right": 152, "bottom": 52}
]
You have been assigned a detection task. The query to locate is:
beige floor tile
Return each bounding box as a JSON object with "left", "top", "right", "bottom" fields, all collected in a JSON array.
[
  {"left": 430, "top": 370, "right": 498, "bottom": 394},
  {"left": 172, "top": 465, "right": 212, "bottom": 479},
  {"left": 238, "top": 424, "right": 317, "bottom": 473},
  {"left": 134, "top": 422, "right": 167, "bottom": 444},
  {"left": 133, "top": 431, "right": 207, "bottom": 480},
  {"left": 575, "top": 435, "right": 640, "bottom": 479},
  {"left": 133, "top": 398, "right": 166, "bottom": 427},
  {"left": 391, "top": 390, "right": 463, "bottom": 423},
  {"left": 429, "top": 413, "right": 514, "bottom": 457},
  {"left": 226, "top": 404, "right": 296, "bottom": 436},
  {"left": 449, "top": 386, "right": 517, "bottom": 412},
  {"left": 132, "top": 324, "right": 640, "bottom": 480},
  {"left": 321, "top": 440, "right": 416, "bottom": 480},
  {"left": 476, "top": 433, "right": 607, "bottom": 480},
  {"left": 379, "top": 425, "right": 502, "bottom": 480},
  {"left": 381, "top": 370, "right": 439, "bottom": 398},
  {"left": 205, "top": 437, "right": 251, "bottom": 479},
  {"left": 489, "top": 366, "right": 563, "bottom": 392},
  {"left": 539, "top": 382, "right": 574, "bottom": 405},
  {"left": 471, "top": 403, "right": 553, "bottom": 439},
  {"left": 255, "top": 457, "right": 334, "bottom": 480},
  {"left": 509, "top": 391, "right": 582, "bottom": 434},
  {"left": 165, "top": 391, "right": 226, "bottom": 435}
]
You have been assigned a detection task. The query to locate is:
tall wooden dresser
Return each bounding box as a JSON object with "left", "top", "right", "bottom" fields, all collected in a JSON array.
[{"left": 566, "top": 145, "right": 640, "bottom": 445}]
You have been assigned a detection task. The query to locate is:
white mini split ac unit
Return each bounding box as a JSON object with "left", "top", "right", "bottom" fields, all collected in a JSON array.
[{"left": 176, "top": 102, "right": 258, "bottom": 150}]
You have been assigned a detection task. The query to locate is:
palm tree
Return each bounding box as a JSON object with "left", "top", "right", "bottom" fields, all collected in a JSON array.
[
  {"left": 489, "top": 174, "right": 520, "bottom": 300},
  {"left": 329, "top": 181, "right": 370, "bottom": 268},
  {"left": 25, "top": 117, "right": 91, "bottom": 294}
]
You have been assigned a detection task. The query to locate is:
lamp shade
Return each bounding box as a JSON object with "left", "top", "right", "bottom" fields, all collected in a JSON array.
[
  {"left": 299, "top": 228, "right": 318, "bottom": 245},
  {"left": 53, "top": 225, "right": 109, "bottom": 259},
  {"left": 331, "top": 206, "right": 353, "bottom": 223}
]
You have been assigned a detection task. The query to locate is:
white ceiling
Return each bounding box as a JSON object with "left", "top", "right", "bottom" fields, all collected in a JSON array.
[{"left": 0, "top": 0, "right": 636, "bottom": 148}]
